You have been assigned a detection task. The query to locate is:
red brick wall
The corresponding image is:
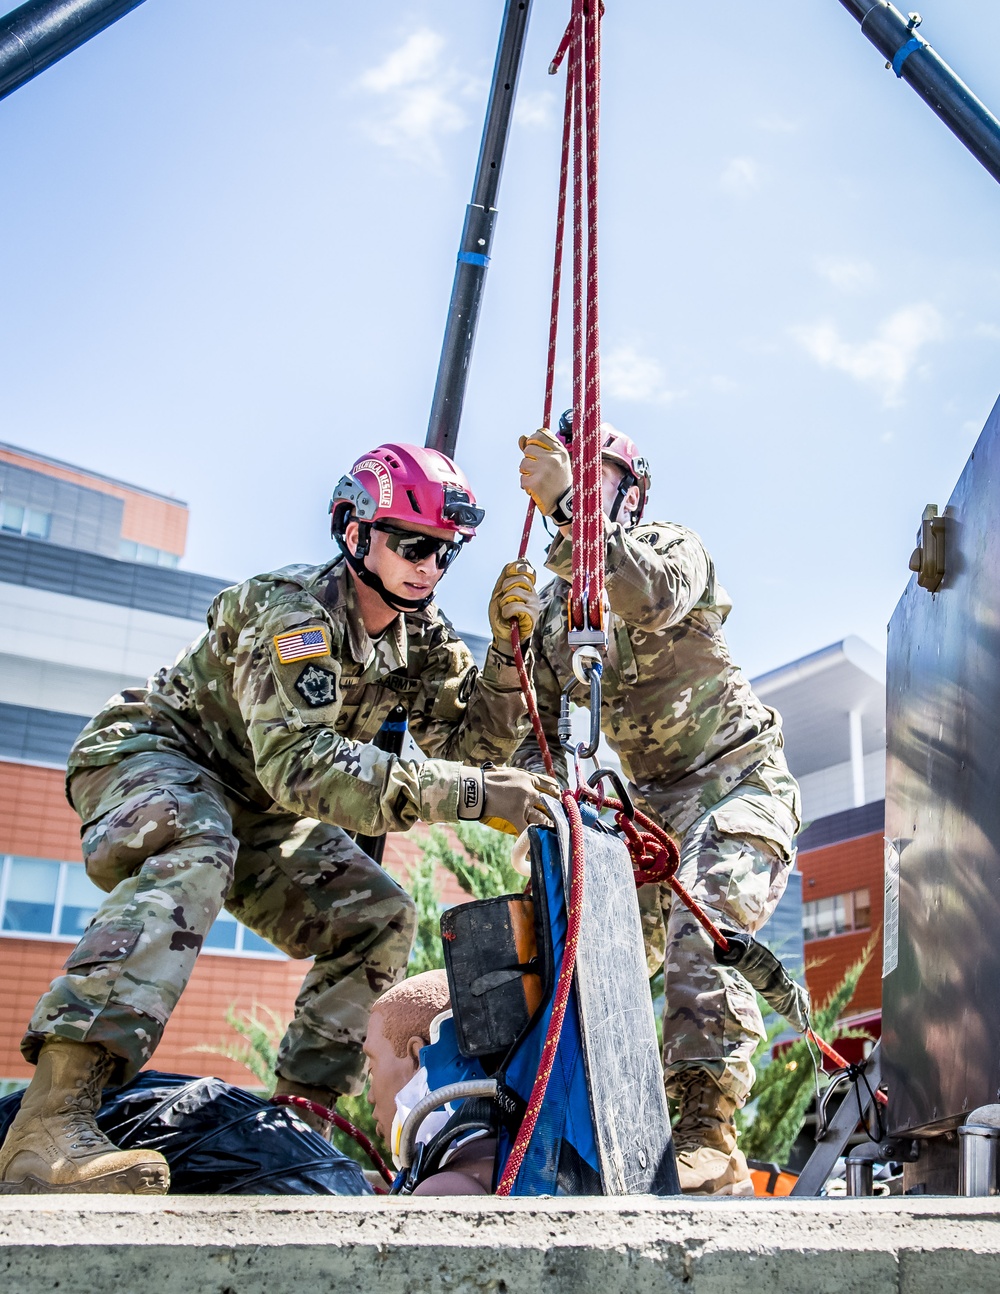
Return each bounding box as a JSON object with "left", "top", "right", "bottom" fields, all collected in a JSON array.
[
  {"left": 0, "top": 937, "right": 305, "bottom": 1085},
  {"left": 0, "top": 765, "right": 471, "bottom": 1081},
  {"left": 0, "top": 763, "right": 82, "bottom": 861},
  {"left": 797, "top": 831, "right": 884, "bottom": 1016}
]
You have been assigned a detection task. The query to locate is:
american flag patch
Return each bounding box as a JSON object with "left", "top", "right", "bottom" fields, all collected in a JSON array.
[{"left": 273, "top": 627, "right": 330, "bottom": 664}]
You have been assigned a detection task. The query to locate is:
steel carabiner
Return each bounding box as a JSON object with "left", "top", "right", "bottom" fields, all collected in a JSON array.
[{"left": 560, "top": 648, "right": 603, "bottom": 759}]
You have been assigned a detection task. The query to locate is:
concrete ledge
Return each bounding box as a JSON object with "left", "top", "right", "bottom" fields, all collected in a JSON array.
[{"left": 1, "top": 1195, "right": 999, "bottom": 1293}]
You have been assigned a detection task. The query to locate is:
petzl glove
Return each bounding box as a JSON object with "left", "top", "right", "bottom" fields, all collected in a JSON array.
[
  {"left": 518, "top": 428, "right": 573, "bottom": 525},
  {"left": 488, "top": 560, "right": 541, "bottom": 645},
  {"left": 456, "top": 767, "right": 560, "bottom": 836}
]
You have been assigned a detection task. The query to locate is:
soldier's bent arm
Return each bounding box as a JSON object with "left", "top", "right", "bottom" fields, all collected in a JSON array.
[
  {"left": 406, "top": 631, "right": 532, "bottom": 767},
  {"left": 604, "top": 520, "right": 712, "bottom": 630},
  {"left": 547, "top": 521, "right": 711, "bottom": 632},
  {"left": 233, "top": 615, "right": 485, "bottom": 837}
]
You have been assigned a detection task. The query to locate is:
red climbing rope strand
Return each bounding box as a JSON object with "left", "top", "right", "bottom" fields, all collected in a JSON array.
[
  {"left": 543, "top": 44, "right": 574, "bottom": 433},
  {"left": 511, "top": 621, "right": 556, "bottom": 782},
  {"left": 270, "top": 1093, "right": 394, "bottom": 1188},
  {"left": 568, "top": 0, "right": 604, "bottom": 636},
  {"left": 803, "top": 1030, "right": 888, "bottom": 1103},
  {"left": 497, "top": 14, "right": 602, "bottom": 1192},
  {"left": 581, "top": 0, "right": 604, "bottom": 634},
  {"left": 495, "top": 789, "right": 586, "bottom": 1196},
  {"left": 504, "top": 17, "right": 579, "bottom": 726}
]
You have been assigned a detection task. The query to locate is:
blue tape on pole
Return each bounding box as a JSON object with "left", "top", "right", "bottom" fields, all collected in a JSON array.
[
  {"left": 892, "top": 36, "right": 925, "bottom": 78},
  {"left": 382, "top": 722, "right": 407, "bottom": 733},
  {"left": 458, "top": 251, "right": 490, "bottom": 267}
]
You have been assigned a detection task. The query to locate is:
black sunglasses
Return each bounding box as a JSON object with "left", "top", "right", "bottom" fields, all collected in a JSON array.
[{"left": 371, "top": 521, "right": 466, "bottom": 570}]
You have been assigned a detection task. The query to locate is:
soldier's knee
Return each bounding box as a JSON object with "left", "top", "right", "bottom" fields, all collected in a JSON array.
[
  {"left": 372, "top": 870, "right": 417, "bottom": 936},
  {"left": 83, "top": 786, "right": 236, "bottom": 892}
]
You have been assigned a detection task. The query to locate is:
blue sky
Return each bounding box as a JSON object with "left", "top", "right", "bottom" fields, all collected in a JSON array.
[{"left": 2, "top": 0, "right": 999, "bottom": 676}]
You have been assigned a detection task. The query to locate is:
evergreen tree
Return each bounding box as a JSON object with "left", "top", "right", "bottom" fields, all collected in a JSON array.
[{"left": 737, "top": 936, "right": 877, "bottom": 1166}]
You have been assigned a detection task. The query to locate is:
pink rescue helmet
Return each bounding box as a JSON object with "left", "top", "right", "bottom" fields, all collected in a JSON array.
[
  {"left": 556, "top": 410, "right": 651, "bottom": 523},
  {"left": 330, "top": 443, "right": 484, "bottom": 612}
]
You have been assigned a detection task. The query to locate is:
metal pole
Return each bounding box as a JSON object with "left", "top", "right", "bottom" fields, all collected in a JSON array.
[
  {"left": 837, "top": 1, "right": 1000, "bottom": 186},
  {"left": 425, "top": 0, "right": 534, "bottom": 459},
  {"left": 0, "top": 0, "right": 147, "bottom": 102},
  {"left": 959, "top": 1124, "right": 1000, "bottom": 1197}
]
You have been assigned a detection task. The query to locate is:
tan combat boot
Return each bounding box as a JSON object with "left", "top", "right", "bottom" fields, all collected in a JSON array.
[
  {"left": 272, "top": 1078, "right": 339, "bottom": 1139},
  {"left": 670, "top": 1070, "right": 755, "bottom": 1197},
  {"left": 0, "top": 1038, "right": 169, "bottom": 1195}
]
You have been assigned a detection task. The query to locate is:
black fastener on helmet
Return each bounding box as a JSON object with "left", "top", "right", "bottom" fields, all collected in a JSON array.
[{"left": 442, "top": 487, "right": 486, "bottom": 529}]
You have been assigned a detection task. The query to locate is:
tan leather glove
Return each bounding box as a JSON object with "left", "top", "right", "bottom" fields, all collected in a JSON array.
[
  {"left": 488, "top": 560, "right": 541, "bottom": 644},
  {"left": 518, "top": 428, "right": 573, "bottom": 524},
  {"left": 456, "top": 766, "right": 560, "bottom": 836}
]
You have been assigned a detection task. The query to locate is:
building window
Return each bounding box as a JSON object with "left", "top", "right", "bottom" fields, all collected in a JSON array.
[
  {"left": 803, "top": 888, "right": 871, "bottom": 941},
  {"left": 0, "top": 856, "right": 283, "bottom": 958},
  {"left": 1, "top": 858, "right": 61, "bottom": 934},
  {"left": 0, "top": 501, "right": 51, "bottom": 540},
  {"left": 118, "top": 539, "right": 180, "bottom": 568}
]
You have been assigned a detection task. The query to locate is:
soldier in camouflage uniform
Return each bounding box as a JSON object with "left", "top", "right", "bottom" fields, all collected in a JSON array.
[
  {"left": 515, "top": 417, "right": 800, "bottom": 1196},
  {"left": 0, "top": 443, "right": 554, "bottom": 1196}
]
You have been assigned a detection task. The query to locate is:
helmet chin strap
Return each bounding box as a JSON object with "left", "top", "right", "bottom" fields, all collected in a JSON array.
[
  {"left": 335, "top": 533, "right": 436, "bottom": 614},
  {"left": 608, "top": 472, "right": 639, "bottom": 527}
]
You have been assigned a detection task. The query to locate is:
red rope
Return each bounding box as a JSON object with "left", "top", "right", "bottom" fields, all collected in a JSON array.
[
  {"left": 495, "top": 789, "right": 586, "bottom": 1195},
  {"left": 511, "top": 622, "right": 556, "bottom": 782},
  {"left": 803, "top": 1031, "right": 888, "bottom": 1103},
  {"left": 270, "top": 1093, "right": 394, "bottom": 1188},
  {"left": 498, "top": 12, "right": 605, "bottom": 1193},
  {"left": 569, "top": 0, "right": 604, "bottom": 636},
  {"left": 543, "top": 42, "right": 574, "bottom": 432}
]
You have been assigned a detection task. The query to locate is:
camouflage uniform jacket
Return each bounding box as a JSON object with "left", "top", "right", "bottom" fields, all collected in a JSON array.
[
  {"left": 515, "top": 520, "right": 799, "bottom": 839},
  {"left": 69, "top": 558, "right": 530, "bottom": 836}
]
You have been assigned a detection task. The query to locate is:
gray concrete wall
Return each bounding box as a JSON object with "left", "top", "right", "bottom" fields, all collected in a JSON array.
[{"left": 1, "top": 1195, "right": 998, "bottom": 1293}]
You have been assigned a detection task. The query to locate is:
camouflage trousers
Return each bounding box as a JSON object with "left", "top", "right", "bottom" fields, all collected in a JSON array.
[
  {"left": 638, "top": 777, "right": 797, "bottom": 1106},
  {"left": 24, "top": 752, "right": 416, "bottom": 1096}
]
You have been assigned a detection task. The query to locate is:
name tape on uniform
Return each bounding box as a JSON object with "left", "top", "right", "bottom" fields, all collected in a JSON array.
[{"left": 273, "top": 627, "right": 331, "bottom": 664}]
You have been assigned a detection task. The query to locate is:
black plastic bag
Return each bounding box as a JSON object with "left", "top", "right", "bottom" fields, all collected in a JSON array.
[{"left": 0, "top": 1070, "right": 373, "bottom": 1195}]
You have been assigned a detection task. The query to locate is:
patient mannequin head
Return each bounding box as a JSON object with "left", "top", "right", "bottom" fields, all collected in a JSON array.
[
  {"left": 363, "top": 969, "right": 497, "bottom": 1196},
  {"left": 363, "top": 969, "right": 451, "bottom": 1141}
]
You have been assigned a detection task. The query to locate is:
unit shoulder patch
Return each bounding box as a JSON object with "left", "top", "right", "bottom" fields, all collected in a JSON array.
[
  {"left": 273, "top": 626, "right": 330, "bottom": 664},
  {"left": 295, "top": 663, "right": 340, "bottom": 708}
]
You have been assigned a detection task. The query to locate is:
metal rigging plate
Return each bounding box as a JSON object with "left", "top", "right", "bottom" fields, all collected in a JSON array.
[
  {"left": 883, "top": 395, "right": 1000, "bottom": 1136},
  {"left": 547, "top": 798, "right": 679, "bottom": 1194}
]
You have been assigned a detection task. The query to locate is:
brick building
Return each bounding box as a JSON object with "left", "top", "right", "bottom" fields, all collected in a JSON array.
[
  {"left": 754, "top": 638, "right": 887, "bottom": 1032},
  {"left": 0, "top": 443, "right": 480, "bottom": 1089}
]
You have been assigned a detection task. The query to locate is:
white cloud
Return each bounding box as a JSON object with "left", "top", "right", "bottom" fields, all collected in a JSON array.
[
  {"left": 974, "top": 322, "right": 1000, "bottom": 341},
  {"left": 357, "top": 29, "right": 480, "bottom": 168},
  {"left": 793, "top": 303, "right": 945, "bottom": 407},
  {"left": 719, "top": 156, "right": 759, "bottom": 196},
  {"left": 360, "top": 29, "right": 442, "bottom": 93},
  {"left": 514, "top": 90, "right": 556, "bottom": 129},
  {"left": 602, "top": 345, "right": 678, "bottom": 405},
  {"left": 816, "top": 256, "right": 876, "bottom": 293}
]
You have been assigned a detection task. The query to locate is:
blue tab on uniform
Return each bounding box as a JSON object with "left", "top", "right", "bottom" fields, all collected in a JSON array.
[
  {"left": 458, "top": 250, "right": 490, "bottom": 267},
  {"left": 892, "top": 35, "right": 926, "bottom": 77}
]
